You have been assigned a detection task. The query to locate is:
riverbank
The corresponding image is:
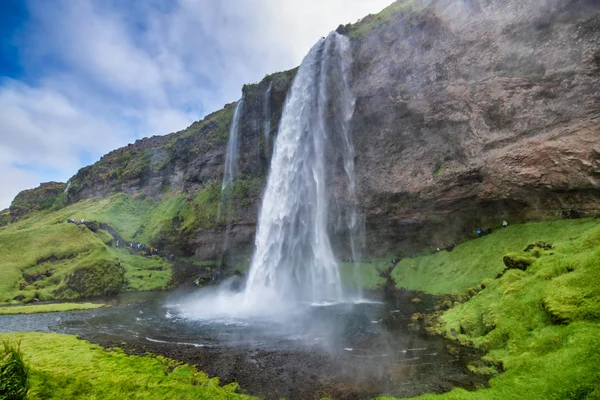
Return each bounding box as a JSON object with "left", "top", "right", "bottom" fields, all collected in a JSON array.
[
  {"left": 0, "top": 332, "right": 253, "bottom": 399},
  {"left": 0, "top": 302, "right": 105, "bottom": 315}
]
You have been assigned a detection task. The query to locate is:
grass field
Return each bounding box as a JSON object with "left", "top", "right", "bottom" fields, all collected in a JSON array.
[{"left": 0, "top": 332, "right": 254, "bottom": 399}]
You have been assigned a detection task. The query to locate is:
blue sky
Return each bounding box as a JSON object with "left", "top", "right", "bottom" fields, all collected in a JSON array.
[{"left": 0, "top": 0, "right": 393, "bottom": 208}]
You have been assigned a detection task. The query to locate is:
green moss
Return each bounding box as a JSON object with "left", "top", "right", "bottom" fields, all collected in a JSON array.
[
  {"left": 377, "top": 218, "right": 600, "bottom": 399},
  {"left": 502, "top": 253, "right": 535, "bottom": 271},
  {"left": 0, "top": 333, "right": 253, "bottom": 399},
  {"left": 432, "top": 166, "right": 447, "bottom": 176},
  {"left": 0, "top": 303, "right": 104, "bottom": 315},
  {"left": 179, "top": 183, "right": 222, "bottom": 231},
  {"left": 63, "top": 249, "right": 125, "bottom": 298},
  {"left": 346, "top": 219, "right": 600, "bottom": 295}
]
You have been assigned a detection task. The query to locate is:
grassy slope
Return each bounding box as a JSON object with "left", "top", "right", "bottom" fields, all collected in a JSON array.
[
  {"left": 344, "top": 219, "right": 600, "bottom": 294},
  {"left": 0, "top": 332, "right": 254, "bottom": 400},
  {"left": 0, "top": 302, "right": 104, "bottom": 315},
  {"left": 371, "top": 217, "right": 600, "bottom": 400},
  {"left": 0, "top": 196, "right": 172, "bottom": 304}
]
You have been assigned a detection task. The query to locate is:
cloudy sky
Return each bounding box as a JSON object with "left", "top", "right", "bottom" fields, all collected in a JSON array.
[{"left": 0, "top": 0, "right": 393, "bottom": 209}]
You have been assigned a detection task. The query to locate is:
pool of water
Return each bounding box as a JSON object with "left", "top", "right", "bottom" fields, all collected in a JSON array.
[{"left": 0, "top": 290, "right": 483, "bottom": 399}]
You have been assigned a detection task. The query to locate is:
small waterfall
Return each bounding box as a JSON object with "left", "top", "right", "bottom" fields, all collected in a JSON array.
[
  {"left": 219, "top": 96, "right": 245, "bottom": 261},
  {"left": 245, "top": 32, "right": 357, "bottom": 304},
  {"left": 221, "top": 97, "right": 245, "bottom": 195},
  {"left": 263, "top": 81, "right": 273, "bottom": 141}
]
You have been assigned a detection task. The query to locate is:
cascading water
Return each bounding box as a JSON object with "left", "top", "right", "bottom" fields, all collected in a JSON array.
[
  {"left": 219, "top": 96, "right": 245, "bottom": 259},
  {"left": 245, "top": 32, "right": 357, "bottom": 305},
  {"left": 221, "top": 96, "right": 245, "bottom": 196},
  {"left": 263, "top": 81, "right": 273, "bottom": 141}
]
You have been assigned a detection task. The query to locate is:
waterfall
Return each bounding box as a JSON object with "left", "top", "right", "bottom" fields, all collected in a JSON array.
[
  {"left": 245, "top": 32, "right": 357, "bottom": 304},
  {"left": 221, "top": 97, "right": 245, "bottom": 195},
  {"left": 263, "top": 81, "right": 272, "bottom": 141},
  {"left": 219, "top": 96, "right": 244, "bottom": 261}
]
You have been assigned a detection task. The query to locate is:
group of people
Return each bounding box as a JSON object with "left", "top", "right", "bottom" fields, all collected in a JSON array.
[
  {"left": 67, "top": 218, "right": 87, "bottom": 225},
  {"left": 433, "top": 220, "right": 509, "bottom": 253},
  {"left": 127, "top": 242, "right": 174, "bottom": 261},
  {"left": 67, "top": 217, "right": 175, "bottom": 263}
]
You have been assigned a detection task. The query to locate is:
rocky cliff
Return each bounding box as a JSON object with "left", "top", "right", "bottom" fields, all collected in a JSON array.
[
  {"left": 8, "top": 0, "right": 600, "bottom": 259},
  {"left": 342, "top": 0, "right": 600, "bottom": 252}
]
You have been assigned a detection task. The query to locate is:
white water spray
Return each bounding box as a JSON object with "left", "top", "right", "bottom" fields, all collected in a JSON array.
[{"left": 245, "top": 32, "right": 356, "bottom": 305}]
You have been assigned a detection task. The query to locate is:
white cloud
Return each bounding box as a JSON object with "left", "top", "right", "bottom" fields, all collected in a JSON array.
[{"left": 1, "top": 0, "right": 393, "bottom": 208}]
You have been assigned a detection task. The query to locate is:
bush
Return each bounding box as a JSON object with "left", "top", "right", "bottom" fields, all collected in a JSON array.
[{"left": 0, "top": 341, "right": 29, "bottom": 400}]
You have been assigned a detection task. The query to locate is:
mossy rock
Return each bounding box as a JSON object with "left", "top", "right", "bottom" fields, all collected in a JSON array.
[
  {"left": 459, "top": 306, "right": 485, "bottom": 336},
  {"left": 503, "top": 253, "right": 535, "bottom": 271},
  {"left": 524, "top": 241, "right": 553, "bottom": 252},
  {"left": 65, "top": 259, "right": 125, "bottom": 298}
]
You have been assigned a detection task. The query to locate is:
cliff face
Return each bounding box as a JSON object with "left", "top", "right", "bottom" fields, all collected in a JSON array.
[
  {"left": 9, "top": 182, "right": 67, "bottom": 220},
  {"left": 9, "top": 0, "right": 600, "bottom": 258},
  {"left": 343, "top": 0, "right": 600, "bottom": 251},
  {"left": 67, "top": 69, "right": 297, "bottom": 204}
]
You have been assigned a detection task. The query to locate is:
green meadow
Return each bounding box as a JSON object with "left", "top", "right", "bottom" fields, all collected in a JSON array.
[{"left": 0, "top": 333, "right": 254, "bottom": 400}]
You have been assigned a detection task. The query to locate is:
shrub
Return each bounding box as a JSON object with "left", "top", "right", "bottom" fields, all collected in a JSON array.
[{"left": 0, "top": 340, "right": 29, "bottom": 400}]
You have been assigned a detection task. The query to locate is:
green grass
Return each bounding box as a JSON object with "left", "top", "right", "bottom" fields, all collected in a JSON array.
[
  {"left": 0, "top": 195, "right": 178, "bottom": 304},
  {"left": 0, "top": 302, "right": 104, "bottom": 315},
  {"left": 108, "top": 248, "right": 171, "bottom": 291},
  {"left": 0, "top": 333, "right": 254, "bottom": 400},
  {"left": 374, "top": 217, "right": 600, "bottom": 399},
  {"left": 343, "top": 219, "right": 600, "bottom": 295},
  {"left": 0, "top": 339, "right": 29, "bottom": 399}
]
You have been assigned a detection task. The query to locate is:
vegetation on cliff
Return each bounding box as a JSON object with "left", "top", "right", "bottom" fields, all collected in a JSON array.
[
  {"left": 8, "top": 182, "right": 67, "bottom": 221},
  {"left": 0, "top": 333, "right": 253, "bottom": 400}
]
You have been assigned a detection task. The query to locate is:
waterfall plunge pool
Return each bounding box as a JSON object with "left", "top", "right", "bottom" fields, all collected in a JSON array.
[{"left": 0, "top": 289, "right": 486, "bottom": 399}]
